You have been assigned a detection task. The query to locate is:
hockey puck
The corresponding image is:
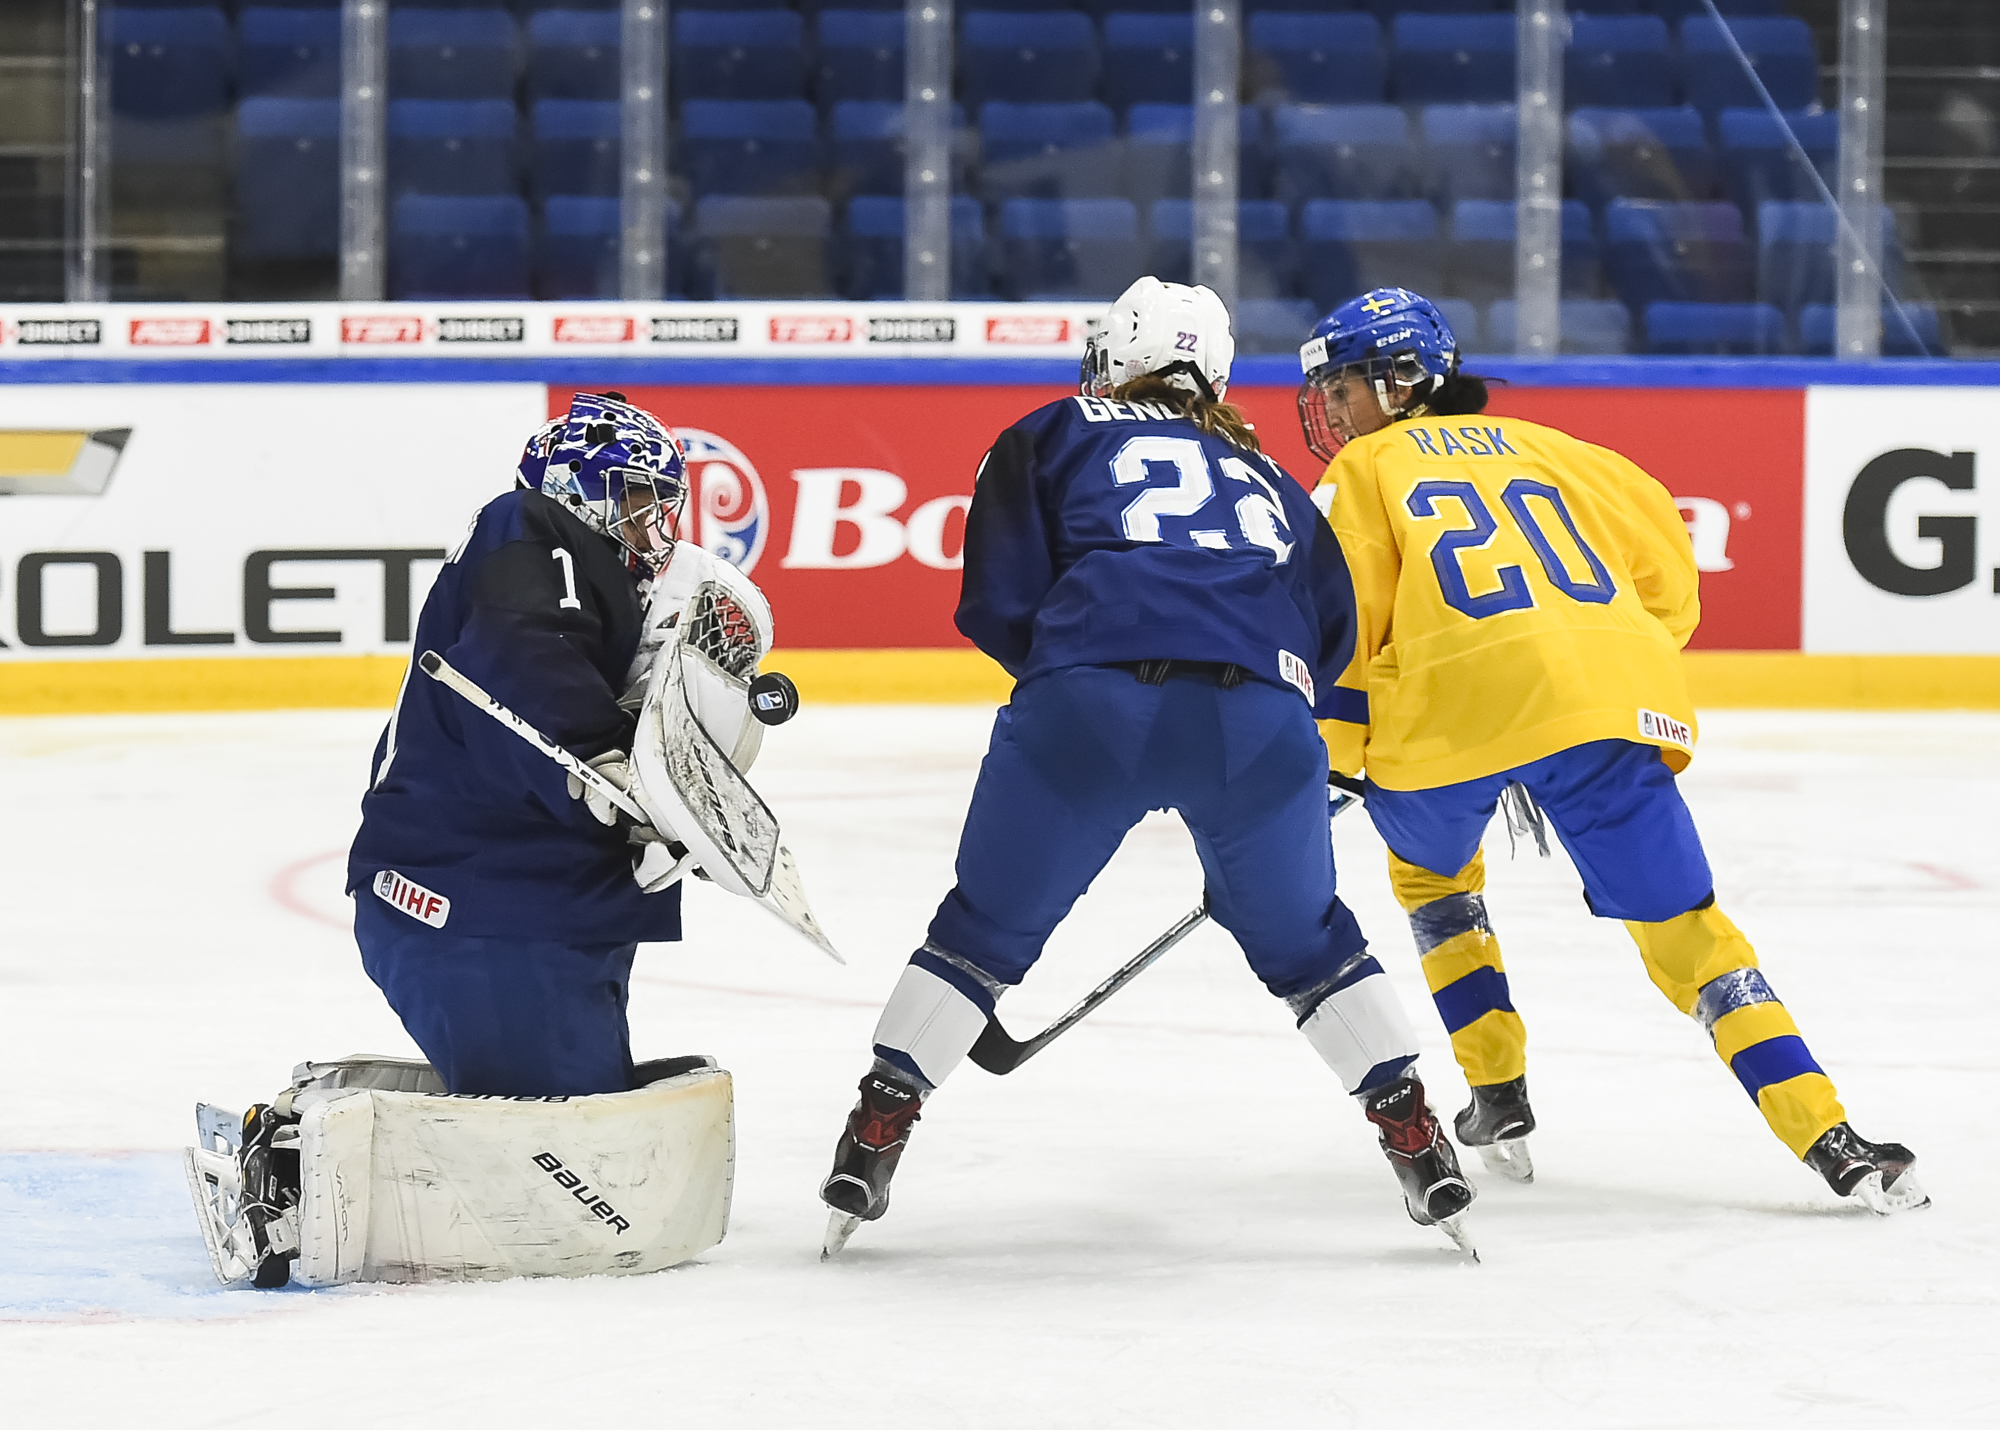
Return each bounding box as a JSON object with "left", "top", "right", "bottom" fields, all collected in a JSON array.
[{"left": 749, "top": 671, "right": 800, "bottom": 726}]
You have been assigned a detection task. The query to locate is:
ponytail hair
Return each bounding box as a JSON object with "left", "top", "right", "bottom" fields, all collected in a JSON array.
[
  {"left": 1427, "top": 369, "right": 1496, "bottom": 417},
  {"left": 1110, "top": 373, "right": 1264, "bottom": 453}
]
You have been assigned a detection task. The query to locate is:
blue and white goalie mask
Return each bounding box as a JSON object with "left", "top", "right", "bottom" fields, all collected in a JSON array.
[{"left": 518, "top": 392, "right": 688, "bottom": 574}]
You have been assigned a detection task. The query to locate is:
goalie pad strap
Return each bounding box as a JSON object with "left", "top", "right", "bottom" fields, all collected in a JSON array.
[
  {"left": 1299, "top": 965, "right": 1421, "bottom": 1097},
  {"left": 872, "top": 963, "right": 992, "bottom": 1090}
]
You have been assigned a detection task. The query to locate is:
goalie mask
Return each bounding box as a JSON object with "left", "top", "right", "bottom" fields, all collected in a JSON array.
[
  {"left": 1081, "top": 276, "right": 1235, "bottom": 403},
  {"left": 518, "top": 392, "right": 688, "bottom": 575}
]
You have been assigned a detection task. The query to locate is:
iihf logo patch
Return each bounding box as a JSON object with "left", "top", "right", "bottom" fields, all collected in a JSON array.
[
  {"left": 1278, "top": 649, "right": 1316, "bottom": 704},
  {"left": 1638, "top": 708, "right": 1694, "bottom": 752},
  {"left": 375, "top": 869, "right": 450, "bottom": 928}
]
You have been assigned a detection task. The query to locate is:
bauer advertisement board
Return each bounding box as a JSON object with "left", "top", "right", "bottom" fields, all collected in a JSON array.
[{"left": 0, "top": 380, "right": 1993, "bottom": 662}]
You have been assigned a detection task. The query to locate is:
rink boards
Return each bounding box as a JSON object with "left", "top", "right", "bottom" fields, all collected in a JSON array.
[{"left": 0, "top": 353, "right": 1998, "bottom": 712}]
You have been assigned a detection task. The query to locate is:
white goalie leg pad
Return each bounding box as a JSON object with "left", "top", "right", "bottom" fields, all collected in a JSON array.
[
  {"left": 291, "top": 1064, "right": 734, "bottom": 1286},
  {"left": 1299, "top": 962, "right": 1422, "bottom": 1096},
  {"left": 871, "top": 963, "right": 992, "bottom": 1090}
]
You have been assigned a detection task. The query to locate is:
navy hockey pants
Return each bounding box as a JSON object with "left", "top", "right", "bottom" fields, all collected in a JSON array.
[
  {"left": 926, "top": 663, "right": 1368, "bottom": 1000},
  {"left": 354, "top": 892, "right": 637, "bottom": 1096}
]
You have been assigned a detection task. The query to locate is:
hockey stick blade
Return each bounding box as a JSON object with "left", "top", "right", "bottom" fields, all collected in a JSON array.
[{"left": 968, "top": 900, "right": 1211, "bottom": 1075}]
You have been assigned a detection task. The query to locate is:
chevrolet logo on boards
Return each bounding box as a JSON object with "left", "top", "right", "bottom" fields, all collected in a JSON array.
[{"left": 0, "top": 429, "right": 132, "bottom": 496}]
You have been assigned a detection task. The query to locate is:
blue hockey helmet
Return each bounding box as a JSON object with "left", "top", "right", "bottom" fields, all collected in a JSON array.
[
  {"left": 518, "top": 391, "right": 688, "bottom": 573},
  {"left": 1296, "top": 288, "right": 1461, "bottom": 461}
]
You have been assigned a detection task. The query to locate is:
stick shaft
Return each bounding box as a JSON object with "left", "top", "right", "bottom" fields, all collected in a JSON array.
[
  {"left": 1016, "top": 902, "right": 1210, "bottom": 1061},
  {"left": 418, "top": 650, "right": 650, "bottom": 824}
]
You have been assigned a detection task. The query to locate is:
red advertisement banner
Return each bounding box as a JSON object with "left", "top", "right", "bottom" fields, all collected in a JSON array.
[{"left": 556, "top": 384, "right": 1804, "bottom": 653}]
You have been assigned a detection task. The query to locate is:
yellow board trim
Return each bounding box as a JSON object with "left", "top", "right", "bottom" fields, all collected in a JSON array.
[{"left": 1, "top": 650, "right": 1997, "bottom": 716}]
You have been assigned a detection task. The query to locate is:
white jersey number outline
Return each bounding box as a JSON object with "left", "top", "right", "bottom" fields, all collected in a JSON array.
[{"left": 1111, "top": 435, "right": 1293, "bottom": 564}]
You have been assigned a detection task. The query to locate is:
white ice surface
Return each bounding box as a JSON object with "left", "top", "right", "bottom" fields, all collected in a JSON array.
[{"left": 2, "top": 706, "right": 1998, "bottom": 1426}]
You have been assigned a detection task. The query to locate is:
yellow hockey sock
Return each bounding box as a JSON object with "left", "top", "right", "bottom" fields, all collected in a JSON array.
[
  {"left": 1390, "top": 850, "right": 1527, "bottom": 1088},
  {"left": 1625, "top": 906, "right": 1846, "bottom": 1158}
]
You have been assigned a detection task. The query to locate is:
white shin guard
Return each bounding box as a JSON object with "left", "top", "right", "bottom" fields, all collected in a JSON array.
[
  {"left": 1298, "top": 961, "right": 1422, "bottom": 1096},
  {"left": 871, "top": 960, "right": 994, "bottom": 1089}
]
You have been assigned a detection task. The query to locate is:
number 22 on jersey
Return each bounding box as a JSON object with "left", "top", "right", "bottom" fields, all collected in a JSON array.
[
  {"left": 1111, "top": 435, "right": 1295, "bottom": 564},
  {"left": 1408, "top": 478, "right": 1616, "bottom": 620}
]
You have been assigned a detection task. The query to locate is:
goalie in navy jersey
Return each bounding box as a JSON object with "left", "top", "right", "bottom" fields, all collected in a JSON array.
[
  {"left": 819, "top": 279, "right": 1475, "bottom": 1257},
  {"left": 346, "top": 391, "right": 694, "bottom": 1098}
]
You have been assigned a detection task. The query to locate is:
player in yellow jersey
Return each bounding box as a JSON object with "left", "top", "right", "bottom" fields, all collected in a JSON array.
[{"left": 1295, "top": 288, "right": 1925, "bottom": 1213}]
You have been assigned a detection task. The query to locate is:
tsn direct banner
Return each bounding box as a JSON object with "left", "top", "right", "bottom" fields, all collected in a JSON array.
[{"left": 0, "top": 378, "right": 1992, "bottom": 661}]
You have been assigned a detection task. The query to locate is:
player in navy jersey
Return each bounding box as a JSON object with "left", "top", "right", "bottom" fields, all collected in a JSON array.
[
  {"left": 346, "top": 392, "right": 690, "bottom": 1098},
  {"left": 818, "top": 279, "right": 1475, "bottom": 1258}
]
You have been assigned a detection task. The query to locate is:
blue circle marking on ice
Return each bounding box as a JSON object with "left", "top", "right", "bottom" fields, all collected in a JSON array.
[{"left": 0, "top": 1152, "right": 313, "bottom": 1320}]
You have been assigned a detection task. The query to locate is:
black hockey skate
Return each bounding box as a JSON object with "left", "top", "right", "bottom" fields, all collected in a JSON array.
[
  {"left": 1365, "top": 1076, "right": 1479, "bottom": 1259},
  {"left": 1454, "top": 1075, "right": 1536, "bottom": 1184},
  {"left": 820, "top": 1070, "right": 925, "bottom": 1259},
  {"left": 1805, "top": 1122, "right": 1929, "bottom": 1215}
]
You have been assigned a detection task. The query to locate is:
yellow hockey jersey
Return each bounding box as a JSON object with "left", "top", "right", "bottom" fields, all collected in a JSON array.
[{"left": 1318, "top": 413, "right": 1700, "bottom": 791}]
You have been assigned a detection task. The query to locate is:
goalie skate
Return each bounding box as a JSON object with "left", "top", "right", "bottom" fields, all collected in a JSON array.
[
  {"left": 184, "top": 1102, "right": 300, "bottom": 1288},
  {"left": 1454, "top": 1075, "right": 1535, "bottom": 1184}
]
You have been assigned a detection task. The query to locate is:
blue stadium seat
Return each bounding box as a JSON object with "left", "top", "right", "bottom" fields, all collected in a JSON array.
[
  {"left": 1300, "top": 199, "right": 1444, "bottom": 312},
  {"left": 105, "top": 8, "right": 231, "bottom": 120},
  {"left": 1272, "top": 105, "right": 1414, "bottom": 205},
  {"left": 1604, "top": 199, "right": 1752, "bottom": 307},
  {"left": 675, "top": 11, "right": 809, "bottom": 103},
  {"left": 951, "top": 0, "right": 1078, "bottom": 11},
  {"left": 1679, "top": 17, "right": 1819, "bottom": 116},
  {"left": 997, "top": 198, "right": 1142, "bottom": 300},
  {"left": 691, "top": 196, "right": 836, "bottom": 298},
  {"left": 1565, "top": 15, "right": 1671, "bottom": 111},
  {"left": 680, "top": 100, "right": 821, "bottom": 197},
  {"left": 1422, "top": 104, "right": 1515, "bottom": 204},
  {"left": 531, "top": 100, "right": 620, "bottom": 200},
  {"left": 1233, "top": 297, "right": 1318, "bottom": 355},
  {"left": 1152, "top": 200, "right": 1288, "bottom": 300},
  {"left": 388, "top": 9, "right": 518, "bottom": 102},
  {"left": 1652, "top": 0, "right": 1786, "bottom": 19},
  {"left": 1122, "top": 105, "right": 1267, "bottom": 208},
  {"left": 391, "top": 193, "right": 532, "bottom": 298},
  {"left": 1642, "top": 301, "right": 1785, "bottom": 354},
  {"left": 1147, "top": 199, "right": 1293, "bottom": 298},
  {"left": 1798, "top": 303, "right": 1944, "bottom": 357},
  {"left": 1447, "top": 199, "right": 1598, "bottom": 305},
  {"left": 960, "top": 12, "right": 1099, "bottom": 107},
  {"left": 1718, "top": 108, "right": 1838, "bottom": 215},
  {"left": 1361, "top": 0, "right": 1503, "bottom": 14},
  {"left": 816, "top": 11, "right": 905, "bottom": 105},
  {"left": 828, "top": 101, "right": 973, "bottom": 197},
  {"left": 1103, "top": 15, "right": 1194, "bottom": 111},
  {"left": 1391, "top": 14, "right": 1514, "bottom": 105},
  {"left": 234, "top": 98, "right": 341, "bottom": 259},
  {"left": 1756, "top": 202, "right": 1901, "bottom": 318},
  {"left": 1567, "top": 107, "right": 1717, "bottom": 206},
  {"left": 537, "top": 195, "right": 683, "bottom": 299},
  {"left": 1431, "top": 296, "right": 1481, "bottom": 351},
  {"left": 1484, "top": 298, "right": 1633, "bottom": 355},
  {"left": 1246, "top": 14, "right": 1384, "bottom": 105},
  {"left": 239, "top": 8, "right": 341, "bottom": 100},
  {"left": 843, "top": 195, "right": 988, "bottom": 298},
  {"left": 527, "top": 10, "right": 620, "bottom": 102},
  {"left": 978, "top": 101, "right": 1119, "bottom": 204},
  {"left": 388, "top": 99, "right": 521, "bottom": 196}
]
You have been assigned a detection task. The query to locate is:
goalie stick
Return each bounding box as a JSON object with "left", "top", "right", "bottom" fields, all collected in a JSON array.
[
  {"left": 418, "top": 650, "right": 842, "bottom": 963},
  {"left": 966, "top": 772, "right": 1369, "bottom": 1075}
]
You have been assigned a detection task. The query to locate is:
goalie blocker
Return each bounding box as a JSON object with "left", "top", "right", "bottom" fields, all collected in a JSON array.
[{"left": 185, "top": 1056, "right": 734, "bottom": 1288}]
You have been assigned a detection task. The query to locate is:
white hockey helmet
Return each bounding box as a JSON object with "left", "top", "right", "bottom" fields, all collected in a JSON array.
[{"left": 1081, "top": 276, "right": 1236, "bottom": 402}]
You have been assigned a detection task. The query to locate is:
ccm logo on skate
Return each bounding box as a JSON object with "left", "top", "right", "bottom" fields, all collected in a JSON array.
[
  {"left": 1638, "top": 708, "right": 1694, "bottom": 752},
  {"left": 374, "top": 869, "right": 450, "bottom": 928},
  {"left": 531, "top": 1151, "right": 631, "bottom": 1234}
]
